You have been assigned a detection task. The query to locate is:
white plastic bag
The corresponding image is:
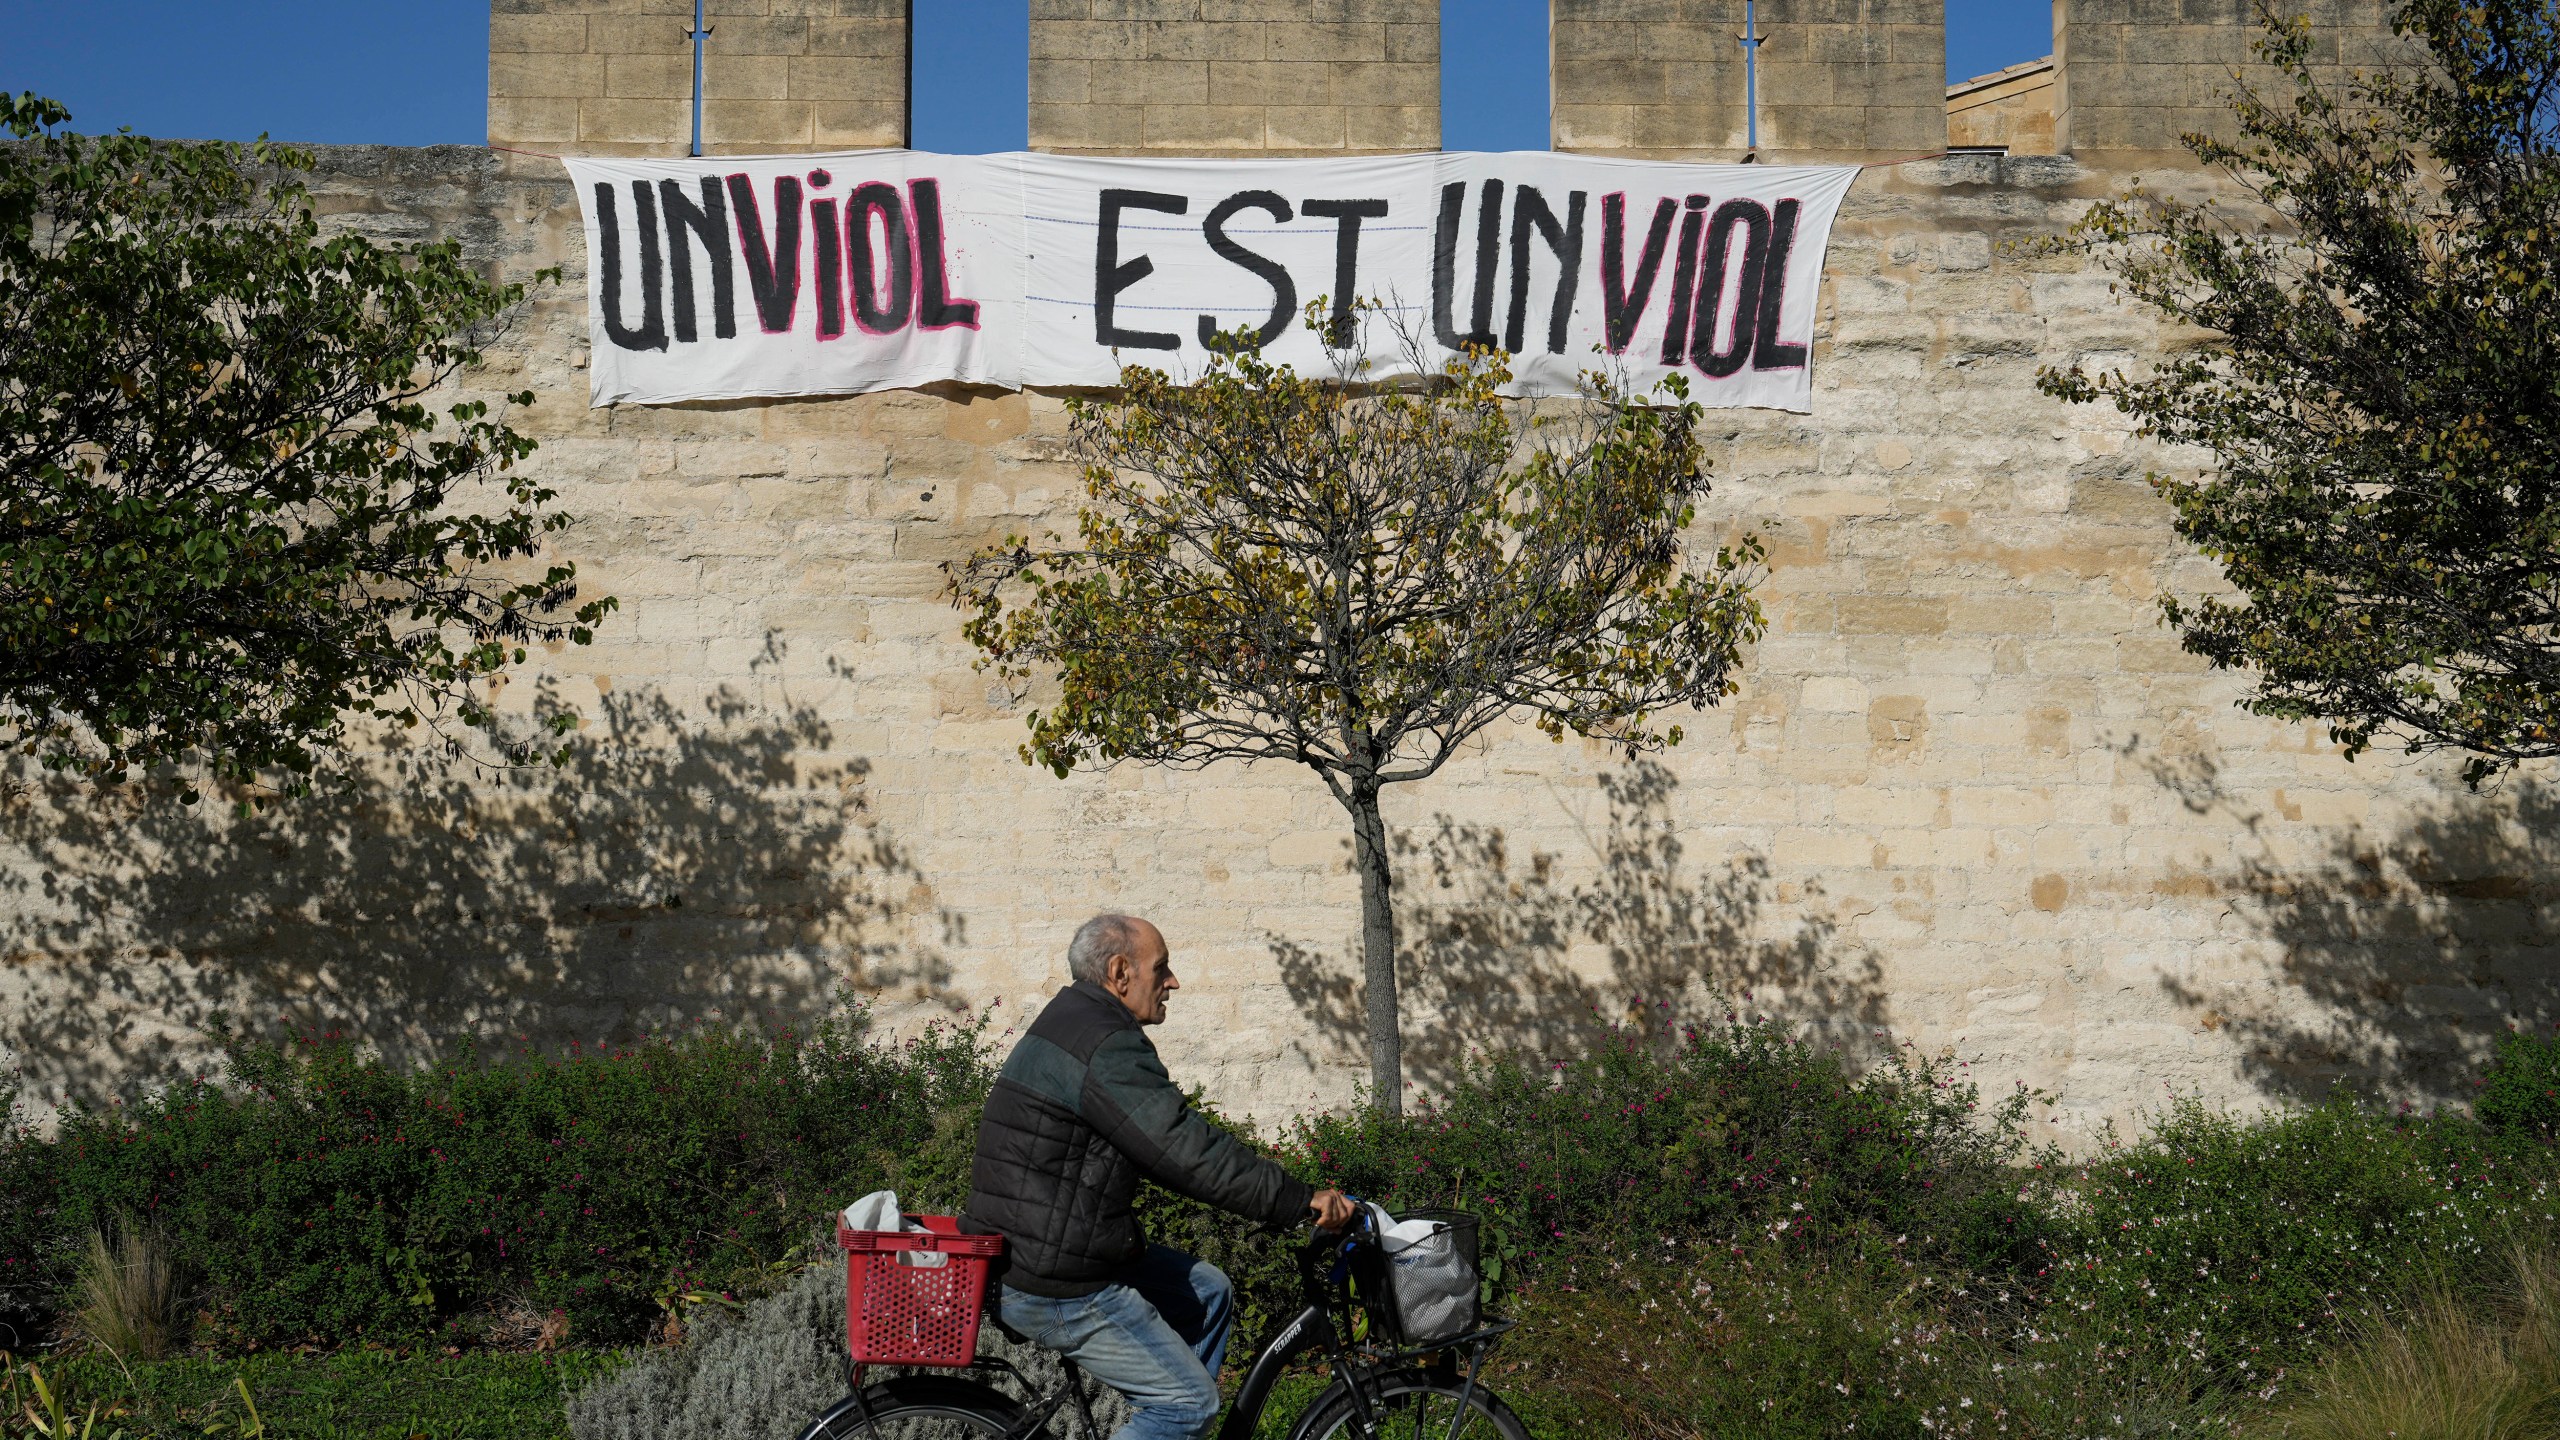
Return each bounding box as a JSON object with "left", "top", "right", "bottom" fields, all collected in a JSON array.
[
  {"left": 1368, "top": 1204, "right": 1478, "bottom": 1344},
  {"left": 841, "top": 1188, "right": 948, "bottom": 1268}
]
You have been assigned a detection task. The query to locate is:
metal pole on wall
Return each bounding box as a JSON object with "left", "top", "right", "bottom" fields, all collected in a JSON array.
[
  {"left": 688, "top": 0, "right": 712, "bottom": 157},
  {"left": 1739, "top": 0, "right": 1767, "bottom": 155}
]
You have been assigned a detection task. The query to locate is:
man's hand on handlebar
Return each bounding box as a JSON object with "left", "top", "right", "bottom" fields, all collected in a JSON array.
[{"left": 1307, "top": 1188, "right": 1357, "bottom": 1232}]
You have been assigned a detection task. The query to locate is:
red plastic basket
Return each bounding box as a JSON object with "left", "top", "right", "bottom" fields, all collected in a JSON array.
[{"left": 839, "top": 1214, "right": 1004, "bottom": 1367}]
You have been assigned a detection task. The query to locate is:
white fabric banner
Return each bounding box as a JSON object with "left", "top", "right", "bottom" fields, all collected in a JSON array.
[{"left": 566, "top": 151, "right": 1858, "bottom": 411}]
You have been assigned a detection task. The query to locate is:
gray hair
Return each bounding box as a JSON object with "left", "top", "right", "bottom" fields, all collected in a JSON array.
[{"left": 1068, "top": 913, "right": 1146, "bottom": 987}]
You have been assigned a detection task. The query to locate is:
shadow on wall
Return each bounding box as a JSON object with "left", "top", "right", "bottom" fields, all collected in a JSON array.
[
  {"left": 0, "top": 675, "right": 966, "bottom": 1109},
  {"left": 1269, "top": 760, "right": 1889, "bottom": 1097},
  {"left": 2147, "top": 748, "right": 2560, "bottom": 1108}
]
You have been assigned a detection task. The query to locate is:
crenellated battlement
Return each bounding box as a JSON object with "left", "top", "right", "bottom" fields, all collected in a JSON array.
[{"left": 489, "top": 1, "right": 2412, "bottom": 161}]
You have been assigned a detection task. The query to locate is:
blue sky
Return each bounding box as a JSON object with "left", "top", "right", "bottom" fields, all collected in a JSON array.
[{"left": 9, "top": 1, "right": 2055, "bottom": 152}]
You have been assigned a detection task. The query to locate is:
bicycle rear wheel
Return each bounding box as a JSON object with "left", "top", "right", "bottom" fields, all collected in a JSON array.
[
  {"left": 796, "top": 1373, "right": 1028, "bottom": 1440},
  {"left": 1294, "top": 1370, "right": 1530, "bottom": 1440}
]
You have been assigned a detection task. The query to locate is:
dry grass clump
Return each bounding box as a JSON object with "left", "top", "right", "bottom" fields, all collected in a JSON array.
[
  {"left": 73, "top": 1216, "right": 181, "bottom": 1361},
  {"left": 2249, "top": 1246, "right": 2560, "bottom": 1440}
]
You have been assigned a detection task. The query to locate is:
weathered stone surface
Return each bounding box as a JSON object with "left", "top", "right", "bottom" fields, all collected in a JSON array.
[
  {"left": 2053, "top": 0, "right": 2420, "bottom": 154},
  {"left": 1551, "top": 0, "right": 1945, "bottom": 161},
  {"left": 9, "top": 4, "right": 2556, "bottom": 1150},
  {"left": 1031, "top": 0, "right": 1437, "bottom": 154},
  {"left": 489, "top": 0, "right": 903, "bottom": 153},
  {"left": 1945, "top": 57, "right": 2068, "bottom": 154}
]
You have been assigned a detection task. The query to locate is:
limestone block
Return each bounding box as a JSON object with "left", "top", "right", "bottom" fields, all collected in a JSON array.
[
  {"left": 1268, "top": 831, "right": 1350, "bottom": 869},
  {"left": 1091, "top": 59, "right": 1214, "bottom": 105},
  {"left": 1266, "top": 106, "right": 1349, "bottom": 150},
  {"left": 491, "top": 15, "right": 590, "bottom": 55},
  {"left": 806, "top": 18, "right": 904, "bottom": 58},
  {"left": 1145, "top": 104, "right": 1275, "bottom": 147},
  {"left": 1267, "top": 21, "right": 1387, "bottom": 62},
  {"left": 494, "top": 51, "right": 607, "bottom": 99},
  {"left": 579, "top": 96, "right": 690, "bottom": 146},
  {"left": 1034, "top": 103, "right": 1149, "bottom": 150},
  {"left": 1345, "top": 106, "right": 1435, "bottom": 150},
  {"left": 490, "top": 97, "right": 581, "bottom": 145}
]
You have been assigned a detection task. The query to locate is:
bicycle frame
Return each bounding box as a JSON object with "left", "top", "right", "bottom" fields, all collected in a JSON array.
[
  {"left": 1215, "top": 1218, "right": 1516, "bottom": 1440},
  {"left": 1217, "top": 1299, "right": 1337, "bottom": 1440},
  {"left": 811, "top": 1215, "right": 1513, "bottom": 1440}
]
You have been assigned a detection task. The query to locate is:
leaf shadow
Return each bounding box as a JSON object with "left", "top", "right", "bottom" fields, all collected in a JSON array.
[
  {"left": 2142, "top": 746, "right": 2560, "bottom": 1106},
  {"left": 0, "top": 674, "right": 967, "bottom": 1111},
  {"left": 1268, "top": 760, "right": 1891, "bottom": 1095}
]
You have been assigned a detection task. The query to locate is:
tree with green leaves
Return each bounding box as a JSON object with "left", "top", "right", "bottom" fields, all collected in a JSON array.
[
  {"left": 2039, "top": 0, "right": 2560, "bottom": 784},
  {"left": 949, "top": 324, "right": 1765, "bottom": 1112},
  {"left": 0, "top": 95, "right": 612, "bottom": 797}
]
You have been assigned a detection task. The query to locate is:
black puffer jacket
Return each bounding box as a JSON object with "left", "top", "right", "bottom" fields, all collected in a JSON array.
[{"left": 962, "top": 981, "right": 1314, "bottom": 1297}]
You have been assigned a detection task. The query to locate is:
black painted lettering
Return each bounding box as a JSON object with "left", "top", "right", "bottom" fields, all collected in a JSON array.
[
  {"left": 659, "top": 176, "right": 735, "bottom": 343},
  {"left": 811, "top": 195, "right": 845, "bottom": 341},
  {"left": 1600, "top": 193, "right": 1676, "bottom": 355},
  {"left": 727, "top": 173, "right": 803, "bottom": 335},
  {"left": 1504, "top": 185, "right": 1585, "bottom": 355},
  {"left": 1095, "top": 188, "right": 1185, "bottom": 351},
  {"left": 909, "top": 179, "right": 980, "bottom": 330},
  {"left": 1751, "top": 198, "right": 1808, "bottom": 371},
  {"left": 1691, "top": 199, "right": 1771, "bottom": 378},
  {"left": 847, "top": 181, "right": 914, "bottom": 334},
  {"left": 595, "top": 180, "right": 668, "bottom": 353},
  {"left": 1432, "top": 180, "right": 1505, "bottom": 350},
  {"left": 1468, "top": 179, "right": 1504, "bottom": 348},
  {"left": 1432, "top": 181, "right": 1467, "bottom": 349},
  {"left": 1300, "top": 197, "right": 1388, "bottom": 346},
  {"left": 1659, "top": 195, "right": 1709, "bottom": 367},
  {"left": 1198, "top": 190, "right": 1297, "bottom": 351}
]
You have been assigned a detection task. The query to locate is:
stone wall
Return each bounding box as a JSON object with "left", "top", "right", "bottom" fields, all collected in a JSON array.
[
  {"left": 2054, "top": 0, "right": 2416, "bottom": 155},
  {"left": 489, "top": 0, "right": 906, "bottom": 154},
  {"left": 1552, "top": 0, "right": 1946, "bottom": 161},
  {"left": 6, "top": 4, "right": 2553, "bottom": 1145},
  {"left": 6, "top": 140, "right": 2552, "bottom": 1146},
  {"left": 1029, "top": 0, "right": 1438, "bottom": 155},
  {"left": 1947, "top": 58, "right": 2057, "bottom": 155}
]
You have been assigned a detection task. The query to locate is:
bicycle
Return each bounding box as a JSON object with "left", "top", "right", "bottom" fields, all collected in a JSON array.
[{"left": 796, "top": 1205, "right": 1530, "bottom": 1440}]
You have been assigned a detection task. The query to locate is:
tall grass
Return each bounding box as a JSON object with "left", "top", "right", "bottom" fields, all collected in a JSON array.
[
  {"left": 2248, "top": 1246, "right": 2560, "bottom": 1440},
  {"left": 74, "top": 1216, "right": 180, "bottom": 1361}
]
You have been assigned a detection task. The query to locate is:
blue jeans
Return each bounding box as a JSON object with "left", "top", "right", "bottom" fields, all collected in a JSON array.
[{"left": 996, "top": 1245, "right": 1234, "bottom": 1440}]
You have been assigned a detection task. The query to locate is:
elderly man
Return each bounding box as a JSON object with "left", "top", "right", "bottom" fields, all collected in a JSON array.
[{"left": 963, "top": 914, "right": 1355, "bottom": 1440}]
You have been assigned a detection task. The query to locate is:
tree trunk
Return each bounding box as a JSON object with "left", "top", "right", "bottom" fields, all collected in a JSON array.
[{"left": 1344, "top": 780, "right": 1403, "bottom": 1116}]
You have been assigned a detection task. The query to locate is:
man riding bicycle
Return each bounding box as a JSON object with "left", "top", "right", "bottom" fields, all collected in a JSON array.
[{"left": 962, "top": 914, "right": 1357, "bottom": 1440}]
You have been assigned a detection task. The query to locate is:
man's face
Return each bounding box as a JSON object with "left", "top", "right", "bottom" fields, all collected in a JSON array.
[{"left": 1106, "top": 921, "right": 1179, "bottom": 1025}]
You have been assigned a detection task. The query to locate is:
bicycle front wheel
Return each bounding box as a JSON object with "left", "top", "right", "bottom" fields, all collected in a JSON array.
[
  {"left": 1295, "top": 1369, "right": 1531, "bottom": 1440},
  {"left": 796, "top": 1374, "right": 1027, "bottom": 1440}
]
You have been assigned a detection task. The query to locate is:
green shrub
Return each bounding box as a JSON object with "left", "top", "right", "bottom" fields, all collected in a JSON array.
[
  {"left": 2477, "top": 1027, "right": 2560, "bottom": 1144},
  {"left": 2241, "top": 1245, "right": 2560, "bottom": 1440},
  {"left": 0, "top": 1071, "right": 63, "bottom": 1351},
  {"left": 2053, "top": 1097, "right": 2560, "bottom": 1388},
  {"left": 10, "top": 1347, "right": 624, "bottom": 1440},
  {"left": 1498, "top": 1237, "right": 2231, "bottom": 1440},
  {"left": 3, "top": 997, "right": 996, "bottom": 1348},
  {"left": 24, "top": 979, "right": 2560, "bottom": 1440},
  {"left": 1281, "top": 1015, "right": 2058, "bottom": 1290},
  {"left": 0, "top": 1006, "right": 2073, "bottom": 1361}
]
